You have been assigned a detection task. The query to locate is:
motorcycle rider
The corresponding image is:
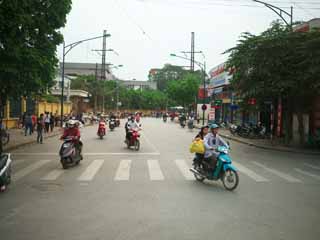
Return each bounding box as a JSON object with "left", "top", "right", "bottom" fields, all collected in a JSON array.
[
  {"left": 97, "top": 117, "right": 106, "bottom": 135},
  {"left": 203, "top": 124, "right": 229, "bottom": 172},
  {"left": 125, "top": 116, "right": 141, "bottom": 143},
  {"left": 193, "top": 125, "right": 209, "bottom": 165},
  {"left": 179, "top": 113, "right": 186, "bottom": 126},
  {"left": 60, "top": 120, "right": 83, "bottom": 158}
]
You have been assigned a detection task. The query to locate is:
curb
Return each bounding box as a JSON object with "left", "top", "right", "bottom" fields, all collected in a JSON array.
[
  {"left": 195, "top": 125, "right": 320, "bottom": 155},
  {"left": 4, "top": 123, "right": 93, "bottom": 152}
]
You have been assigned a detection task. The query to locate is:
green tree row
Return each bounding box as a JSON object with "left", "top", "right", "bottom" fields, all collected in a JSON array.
[{"left": 225, "top": 21, "right": 320, "bottom": 144}]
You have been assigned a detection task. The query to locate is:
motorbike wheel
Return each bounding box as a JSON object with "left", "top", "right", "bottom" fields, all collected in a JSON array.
[
  {"left": 222, "top": 169, "right": 239, "bottom": 191},
  {"left": 61, "top": 159, "right": 68, "bottom": 169},
  {"left": 100, "top": 135, "right": 103, "bottom": 139},
  {"left": 134, "top": 140, "right": 140, "bottom": 151}
]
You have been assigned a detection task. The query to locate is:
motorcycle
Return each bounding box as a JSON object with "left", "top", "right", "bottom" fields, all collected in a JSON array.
[
  {"left": 190, "top": 145, "right": 239, "bottom": 191},
  {"left": 180, "top": 120, "right": 186, "bottom": 128},
  {"left": 163, "top": 117, "right": 167, "bottom": 123},
  {"left": 0, "top": 153, "right": 12, "bottom": 192},
  {"left": 59, "top": 137, "right": 83, "bottom": 169},
  {"left": 97, "top": 122, "right": 106, "bottom": 139},
  {"left": 109, "top": 119, "right": 116, "bottom": 131},
  {"left": 187, "top": 119, "right": 194, "bottom": 130},
  {"left": 125, "top": 129, "right": 140, "bottom": 151},
  {"left": 115, "top": 118, "right": 120, "bottom": 127}
]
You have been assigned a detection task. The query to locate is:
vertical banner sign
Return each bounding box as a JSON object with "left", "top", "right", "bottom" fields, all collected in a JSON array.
[
  {"left": 209, "top": 106, "right": 215, "bottom": 120},
  {"left": 277, "top": 98, "right": 282, "bottom": 137}
]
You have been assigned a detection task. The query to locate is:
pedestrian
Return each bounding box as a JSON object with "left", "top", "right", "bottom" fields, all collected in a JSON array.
[
  {"left": 36, "top": 114, "right": 44, "bottom": 144},
  {"left": 22, "top": 112, "right": 26, "bottom": 128},
  {"left": 24, "top": 113, "right": 33, "bottom": 136},
  {"left": 49, "top": 112, "right": 54, "bottom": 132},
  {"left": 44, "top": 112, "right": 50, "bottom": 133},
  {"left": 197, "top": 114, "right": 200, "bottom": 125},
  {"left": 31, "top": 114, "right": 37, "bottom": 134}
]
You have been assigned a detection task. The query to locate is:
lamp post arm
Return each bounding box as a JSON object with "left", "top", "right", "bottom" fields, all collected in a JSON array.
[{"left": 252, "top": 0, "right": 292, "bottom": 27}]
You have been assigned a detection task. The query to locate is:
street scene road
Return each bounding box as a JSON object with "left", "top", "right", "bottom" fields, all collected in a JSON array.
[{"left": 1, "top": 118, "right": 320, "bottom": 240}]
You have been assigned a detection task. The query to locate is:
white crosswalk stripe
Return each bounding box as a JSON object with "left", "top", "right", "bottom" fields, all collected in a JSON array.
[
  {"left": 303, "top": 163, "right": 320, "bottom": 171},
  {"left": 41, "top": 169, "right": 64, "bottom": 181},
  {"left": 233, "top": 162, "right": 269, "bottom": 182},
  {"left": 253, "top": 162, "right": 302, "bottom": 183},
  {"left": 294, "top": 168, "right": 320, "bottom": 180},
  {"left": 114, "top": 160, "right": 131, "bottom": 181},
  {"left": 78, "top": 160, "right": 105, "bottom": 181},
  {"left": 13, "top": 160, "right": 51, "bottom": 182},
  {"left": 175, "top": 159, "right": 194, "bottom": 180},
  {"left": 147, "top": 160, "right": 164, "bottom": 180}
]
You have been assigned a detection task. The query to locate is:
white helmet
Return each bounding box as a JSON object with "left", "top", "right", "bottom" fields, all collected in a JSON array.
[{"left": 68, "top": 120, "right": 77, "bottom": 128}]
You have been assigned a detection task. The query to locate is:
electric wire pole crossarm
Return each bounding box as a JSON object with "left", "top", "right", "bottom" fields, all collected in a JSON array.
[{"left": 60, "top": 33, "right": 111, "bottom": 127}]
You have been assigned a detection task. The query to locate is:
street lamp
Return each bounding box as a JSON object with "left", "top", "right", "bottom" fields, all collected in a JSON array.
[
  {"left": 252, "top": 0, "right": 293, "bottom": 29},
  {"left": 60, "top": 33, "right": 111, "bottom": 126},
  {"left": 170, "top": 53, "right": 207, "bottom": 126}
]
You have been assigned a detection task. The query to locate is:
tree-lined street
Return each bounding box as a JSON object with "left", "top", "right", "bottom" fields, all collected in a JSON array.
[{"left": 1, "top": 118, "right": 320, "bottom": 240}]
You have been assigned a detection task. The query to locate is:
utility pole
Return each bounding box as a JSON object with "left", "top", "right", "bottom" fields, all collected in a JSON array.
[
  {"left": 94, "top": 63, "right": 98, "bottom": 113},
  {"left": 101, "top": 30, "right": 107, "bottom": 113},
  {"left": 191, "top": 32, "right": 195, "bottom": 72}
]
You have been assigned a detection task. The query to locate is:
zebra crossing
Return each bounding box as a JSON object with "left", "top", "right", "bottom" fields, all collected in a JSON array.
[{"left": 11, "top": 157, "right": 320, "bottom": 184}]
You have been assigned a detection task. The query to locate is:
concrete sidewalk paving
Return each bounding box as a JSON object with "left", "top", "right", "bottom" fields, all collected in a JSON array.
[
  {"left": 3, "top": 127, "right": 63, "bottom": 152},
  {"left": 194, "top": 124, "right": 320, "bottom": 155}
]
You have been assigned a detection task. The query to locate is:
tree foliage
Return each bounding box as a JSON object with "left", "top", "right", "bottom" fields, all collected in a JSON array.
[{"left": 225, "top": 21, "right": 320, "bottom": 143}]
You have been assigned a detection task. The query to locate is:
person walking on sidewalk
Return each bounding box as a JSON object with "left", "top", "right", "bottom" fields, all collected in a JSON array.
[
  {"left": 44, "top": 112, "right": 50, "bottom": 133},
  {"left": 36, "top": 114, "right": 44, "bottom": 144},
  {"left": 49, "top": 112, "right": 55, "bottom": 132},
  {"left": 24, "top": 113, "right": 33, "bottom": 136},
  {"left": 31, "top": 114, "right": 37, "bottom": 134}
]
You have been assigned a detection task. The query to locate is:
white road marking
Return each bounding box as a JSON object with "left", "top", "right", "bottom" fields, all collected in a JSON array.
[
  {"left": 175, "top": 159, "right": 194, "bottom": 180},
  {"left": 147, "top": 160, "right": 164, "bottom": 181},
  {"left": 253, "top": 162, "right": 302, "bottom": 183},
  {"left": 294, "top": 168, "right": 320, "bottom": 180},
  {"left": 303, "top": 163, "right": 320, "bottom": 171},
  {"left": 13, "top": 160, "right": 51, "bottom": 181},
  {"left": 78, "top": 160, "right": 105, "bottom": 181},
  {"left": 12, "top": 152, "right": 160, "bottom": 156},
  {"left": 41, "top": 169, "right": 64, "bottom": 181},
  {"left": 114, "top": 160, "right": 131, "bottom": 181},
  {"left": 233, "top": 162, "right": 269, "bottom": 182}
]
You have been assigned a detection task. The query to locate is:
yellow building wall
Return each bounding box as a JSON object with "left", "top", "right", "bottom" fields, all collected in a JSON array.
[{"left": 3, "top": 100, "right": 72, "bottom": 129}]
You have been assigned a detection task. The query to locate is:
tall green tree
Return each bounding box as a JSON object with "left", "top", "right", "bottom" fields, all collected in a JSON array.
[
  {"left": 0, "top": 0, "right": 72, "bottom": 154},
  {"left": 225, "top": 21, "right": 320, "bottom": 144}
]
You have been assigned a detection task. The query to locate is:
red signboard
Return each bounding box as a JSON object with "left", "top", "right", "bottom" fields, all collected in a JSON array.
[{"left": 198, "top": 88, "right": 207, "bottom": 99}]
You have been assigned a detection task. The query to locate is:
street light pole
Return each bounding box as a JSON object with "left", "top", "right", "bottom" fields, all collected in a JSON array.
[
  {"left": 170, "top": 53, "right": 207, "bottom": 126},
  {"left": 60, "top": 33, "right": 111, "bottom": 127}
]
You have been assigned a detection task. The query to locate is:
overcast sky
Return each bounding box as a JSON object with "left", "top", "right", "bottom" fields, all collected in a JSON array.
[{"left": 58, "top": 0, "right": 320, "bottom": 80}]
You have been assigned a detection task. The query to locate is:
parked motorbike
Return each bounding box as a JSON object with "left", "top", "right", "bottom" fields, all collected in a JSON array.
[
  {"left": 125, "top": 129, "right": 140, "bottom": 151},
  {"left": 59, "top": 137, "right": 83, "bottom": 169},
  {"left": 190, "top": 145, "right": 239, "bottom": 191},
  {"left": 0, "top": 153, "right": 12, "bottom": 192},
  {"left": 109, "top": 119, "right": 116, "bottom": 131},
  {"left": 97, "top": 122, "right": 106, "bottom": 139}
]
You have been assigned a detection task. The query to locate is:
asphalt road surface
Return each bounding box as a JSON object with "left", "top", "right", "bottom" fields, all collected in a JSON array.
[{"left": 1, "top": 118, "right": 320, "bottom": 240}]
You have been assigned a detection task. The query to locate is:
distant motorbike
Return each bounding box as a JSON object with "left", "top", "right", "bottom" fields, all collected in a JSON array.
[
  {"left": 115, "top": 118, "right": 120, "bottom": 127},
  {"left": 59, "top": 137, "right": 83, "bottom": 169},
  {"left": 180, "top": 120, "right": 186, "bottom": 128},
  {"left": 0, "top": 153, "right": 12, "bottom": 192},
  {"left": 97, "top": 122, "right": 106, "bottom": 139},
  {"left": 109, "top": 119, "right": 116, "bottom": 131},
  {"left": 163, "top": 117, "right": 167, "bottom": 123},
  {"left": 190, "top": 145, "right": 239, "bottom": 191},
  {"left": 125, "top": 129, "right": 140, "bottom": 151},
  {"left": 187, "top": 119, "right": 194, "bottom": 130}
]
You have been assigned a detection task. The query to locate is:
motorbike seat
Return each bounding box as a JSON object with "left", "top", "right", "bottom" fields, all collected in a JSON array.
[{"left": 0, "top": 154, "right": 8, "bottom": 170}]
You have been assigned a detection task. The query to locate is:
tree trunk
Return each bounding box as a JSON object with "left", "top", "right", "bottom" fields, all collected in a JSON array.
[
  {"left": 94, "top": 95, "right": 97, "bottom": 113},
  {"left": 297, "top": 111, "right": 305, "bottom": 146}
]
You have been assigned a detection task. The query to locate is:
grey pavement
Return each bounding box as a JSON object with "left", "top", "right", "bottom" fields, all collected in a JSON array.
[{"left": 0, "top": 118, "right": 320, "bottom": 240}]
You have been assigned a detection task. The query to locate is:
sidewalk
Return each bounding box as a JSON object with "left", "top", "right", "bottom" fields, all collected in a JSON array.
[
  {"left": 194, "top": 124, "right": 320, "bottom": 155},
  {"left": 3, "top": 127, "right": 63, "bottom": 152}
]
